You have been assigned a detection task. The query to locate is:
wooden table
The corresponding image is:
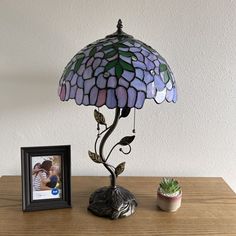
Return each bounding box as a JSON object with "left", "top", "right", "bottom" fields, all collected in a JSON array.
[{"left": 0, "top": 176, "right": 236, "bottom": 236}]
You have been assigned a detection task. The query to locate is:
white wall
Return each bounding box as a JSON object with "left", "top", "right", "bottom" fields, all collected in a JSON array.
[{"left": 0, "top": 0, "right": 236, "bottom": 192}]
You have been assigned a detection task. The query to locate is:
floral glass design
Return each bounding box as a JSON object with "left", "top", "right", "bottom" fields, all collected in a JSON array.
[{"left": 58, "top": 30, "right": 177, "bottom": 109}]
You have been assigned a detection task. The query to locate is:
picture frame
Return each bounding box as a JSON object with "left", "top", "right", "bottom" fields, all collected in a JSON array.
[{"left": 21, "top": 145, "right": 71, "bottom": 211}]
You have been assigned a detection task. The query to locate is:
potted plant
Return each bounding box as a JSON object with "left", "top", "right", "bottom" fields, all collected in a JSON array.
[{"left": 157, "top": 177, "right": 182, "bottom": 212}]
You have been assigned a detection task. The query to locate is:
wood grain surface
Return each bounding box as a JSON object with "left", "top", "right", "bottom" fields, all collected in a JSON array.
[{"left": 0, "top": 176, "right": 236, "bottom": 236}]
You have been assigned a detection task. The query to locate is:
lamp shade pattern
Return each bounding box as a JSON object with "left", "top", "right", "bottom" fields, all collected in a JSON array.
[{"left": 58, "top": 35, "right": 177, "bottom": 109}]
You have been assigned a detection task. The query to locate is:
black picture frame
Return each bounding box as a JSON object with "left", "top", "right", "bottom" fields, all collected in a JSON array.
[{"left": 21, "top": 145, "right": 71, "bottom": 211}]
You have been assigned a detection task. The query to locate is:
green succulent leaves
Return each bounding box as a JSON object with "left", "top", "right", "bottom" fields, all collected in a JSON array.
[{"left": 159, "top": 178, "right": 181, "bottom": 194}]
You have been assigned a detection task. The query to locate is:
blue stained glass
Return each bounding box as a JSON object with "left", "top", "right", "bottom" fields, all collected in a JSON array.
[
  {"left": 78, "top": 64, "right": 85, "bottom": 75},
  {"left": 135, "top": 68, "right": 144, "bottom": 80},
  {"left": 119, "top": 47, "right": 129, "bottom": 52},
  {"left": 154, "top": 75, "right": 165, "bottom": 91},
  {"left": 71, "top": 73, "right": 78, "bottom": 86},
  {"left": 141, "top": 50, "right": 149, "bottom": 57},
  {"left": 101, "top": 59, "right": 108, "bottom": 66},
  {"left": 92, "top": 58, "right": 101, "bottom": 70},
  {"left": 148, "top": 54, "right": 157, "bottom": 61},
  {"left": 83, "top": 66, "right": 93, "bottom": 79},
  {"left": 134, "top": 53, "right": 144, "bottom": 62},
  {"left": 94, "top": 52, "right": 104, "bottom": 58},
  {"left": 166, "top": 80, "right": 173, "bottom": 90},
  {"left": 75, "top": 88, "right": 83, "bottom": 105},
  {"left": 70, "top": 85, "right": 77, "bottom": 99},
  {"left": 87, "top": 57, "right": 94, "bottom": 67},
  {"left": 83, "top": 95, "right": 89, "bottom": 105},
  {"left": 116, "top": 87, "right": 127, "bottom": 107},
  {"left": 145, "top": 57, "right": 155, "bottom": 70},
  {"left": 97, "top": 74, "right": 107, "bottom": 89},
  {"left": 144, "top": 71, "right": 154, "bottom": 84},
  {"left": 120, "top": 55, "right": 131, "bottom": 64},
  {"left": 155, "top": 88, "right": 166, "bottom": 104},
  {"left": 173, "top": 87, "right": 177, "bottom": 103},
  {"left": 127, "top": 87, "right": 136, "bottom": 107},
  {"left": 77, "top": 76, "right": 84, "bottom": 88},
  {"left": 106, "top": 89, "right": 117, "bottom": 108},
  {"left": 65, "top": 81, "right": 70, "bottom": 101},
  {"left": 94, "top": 67, "right": 104, "bottom": 76},
  {"left": 135, "top": 92, "right": 145, "bottom": 108},
  {"left": 147, "top": 82, "right": 156, "bottom": 98},
  {"left": 122, "top": 71, "right": 134, "bottom": 82},
  {"left": 119, "top": 78, "right": 129, "bottom": 88},
  {"left": 84, "top": 78, "right": 95, "bottom": 94},
  {"left": 166, "top": 88, "right": 174, "bottom": 102},
  {"left": 59, "top": 26, "right": 177, "bottom": 108},
  {"left": 132, "top": 61, "right": 146, "bottom": 70},
  {"left": 131, "top": 79, "right": 146, "bottom": 92},
  {"left": 90, "top": 86, "right": 98, "bottom": 105},
  {"left": 130, "top": 47, "right": 141, "bottom": 53},
  {"left": 107, "top": 76, "right": 117, "bottom": 88},
  {"left": 65, "top": 71, "right": 73, "bottom": 82}
]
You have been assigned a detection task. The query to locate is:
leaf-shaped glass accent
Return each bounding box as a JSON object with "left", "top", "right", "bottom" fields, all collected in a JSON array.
[
  {"left": 115, "top": 63, "right": 123, "bottom": 78},
  {"left": 105, "top": 50, "right": 117, "bottom": 59},
  {"left": 74, "top": 54, "right": 85, "bottom": 72},
  {"left": 94, "top": 109, "right": 106, "bottom": 125},
  {"left": 105, "top": 60, "right": 118, "bottom": 72},
  {"left": 119, "top": 135, "right": 135, "bottom": 146},
  {"left": 119, "top": 60, "right": 134, "bottom": 72},
  {"left": 120, "top": 107, "right": 131, "bottom": 118},
  {"left": 89, "top": 47, "right": 97, "bottom": 57},
  {"left": 159, "top": 64, "right": 167, "bottom": 72},
  {"left": 88, "top": 150, "right": 103, "bottom": 163},
  {"left": 115, "top": 162, "right": 125, "bottom": 176},
  {"left": 119, "top": 51, "right": 135, "bottom": 58}
]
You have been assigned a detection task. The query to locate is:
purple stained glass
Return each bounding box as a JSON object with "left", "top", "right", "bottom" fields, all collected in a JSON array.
[
  {"left": 97, "top": 74, "right": 107, "bottom": 89},
  {"left": 84, "top": 78, "right": 95, "bottom": 94},
  {"left": 90, "top": 86, "right": 98, "bottom": 105},
  {"left": 116, "top": 86, "right": 127, "bottom": 107},
  {"left": 58, "top": 29, "right": 177, "bottom": 109},
  {"left": 106, "top": 89, "right": 117, "bottom": 108}
]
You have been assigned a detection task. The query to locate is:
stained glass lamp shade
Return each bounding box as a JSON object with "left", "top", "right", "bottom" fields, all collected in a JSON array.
[{"left": 58, "top": 20, "right": 177, "bottom": 219}]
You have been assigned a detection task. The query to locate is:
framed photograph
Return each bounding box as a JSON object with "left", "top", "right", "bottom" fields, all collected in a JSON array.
[{"left": 21, "top": 145, "right": 71, "bottom": 211}]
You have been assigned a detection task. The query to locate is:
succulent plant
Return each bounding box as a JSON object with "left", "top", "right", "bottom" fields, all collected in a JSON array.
[{"left": 159, "top": 178, "right": 181, "bottom": 194}]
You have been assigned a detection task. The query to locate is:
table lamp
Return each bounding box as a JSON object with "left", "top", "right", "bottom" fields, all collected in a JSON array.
[{"left": 58, "top": 20, "right": 177, "bottom": 219}]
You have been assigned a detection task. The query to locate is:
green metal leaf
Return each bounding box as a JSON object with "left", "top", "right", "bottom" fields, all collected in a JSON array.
[
  {"left": 119, "top": 60, "right": 134, "bottom": 72},
  {"left": 159, "top": 64, "right": 167, "bottom": 72},
  {"left": 88, "top": 151, "right": 103, "bottom": 164},
  {"left": 105, "top": 60, "right": 117, "bottom": 72},
  {"left": 115, "top": 63, "right": 123, "bottom": 78},
  {"left": 115, "top": 162, "right": 125, "bottom": 176},
  {"left": 89, "top": 47, "right": 97, "bottom": 57},
  {"left": 94, "top": 109, "right": 106, "bottom": 125}
]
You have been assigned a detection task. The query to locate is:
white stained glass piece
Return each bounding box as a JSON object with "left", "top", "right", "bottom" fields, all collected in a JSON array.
[{"left": 155, "top": 88, "right": 166, "bottom": 104}]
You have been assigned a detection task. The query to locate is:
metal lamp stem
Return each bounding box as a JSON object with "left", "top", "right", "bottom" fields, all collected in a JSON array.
[{"left": 99, "top": 107, "right": 120, "bottom": 188}]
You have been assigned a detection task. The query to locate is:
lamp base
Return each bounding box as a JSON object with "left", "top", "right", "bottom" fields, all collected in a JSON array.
[{"left": 88, "top": 185, "right": 137, "bottom": 220}]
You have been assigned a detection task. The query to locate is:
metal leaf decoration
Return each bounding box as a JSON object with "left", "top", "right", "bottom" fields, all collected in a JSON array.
[
  {"left": 120, "top": 107, "right": 131, "bottom": 119},
  {"left": 119, "top": 136, "right": 135, "bottom": 146},
  {"left": 88, "top": 150, "right": 103, "bottom": 163},
  {"left": 115, "top": 162, "right": 125, "bottom": 176},
  {"left": 94, "top": 109, "right": 106, "bottom": 125}
]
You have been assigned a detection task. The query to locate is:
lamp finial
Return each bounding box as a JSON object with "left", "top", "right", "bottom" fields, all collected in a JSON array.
[{"left": 117, "top": 19, "right": 123, "bottom": 33}]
